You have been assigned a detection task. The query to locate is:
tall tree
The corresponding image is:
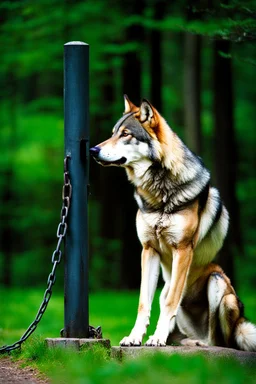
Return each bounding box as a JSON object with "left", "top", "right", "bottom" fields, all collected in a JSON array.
[
  {"left": 99, "top": 66, "right": 118, "bottom": 238},
  {"left": 183, "top": 1, "right": 202, "bottom": 154},
  {"left": 1, "top": 73, "right": 17, "bottom": 286},
  {"left": 1, "top": 170, "right": 13, "bottom": 286},
  {"left": 213, "top": 39, "right": 242, "bottom": 282},
  {"left": 183, "top": 33, "right": 202, "bottom": 153},
  {"left": 120, "top": 0, "right": 145, "bottom": 289},
  {"left": 89, "top": 58, "right": 125, "bottom": 288},
  {"left": 150, "top": 0, "right": 165, "bottom": 110}
]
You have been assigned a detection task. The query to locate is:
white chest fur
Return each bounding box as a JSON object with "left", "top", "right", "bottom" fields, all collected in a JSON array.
[{"left": 136, "top": 210, "right": 188, "bottom": 257}]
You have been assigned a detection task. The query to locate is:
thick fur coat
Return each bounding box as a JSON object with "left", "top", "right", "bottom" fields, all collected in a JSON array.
[{"left": 90, "top": 96, "right": 256, "bottom": 351}]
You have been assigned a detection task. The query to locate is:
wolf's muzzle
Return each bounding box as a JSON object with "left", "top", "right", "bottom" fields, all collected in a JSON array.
[{"left": 89, "top": 146, "right": 101, "bottom": 158}]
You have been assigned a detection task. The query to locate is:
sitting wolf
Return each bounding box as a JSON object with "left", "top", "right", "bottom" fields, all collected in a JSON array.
[{"left": 90, "top": 96, "right": 256, "bottom": 351}]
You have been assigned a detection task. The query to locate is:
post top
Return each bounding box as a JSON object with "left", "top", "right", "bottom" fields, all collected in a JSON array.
[{"left": 64, "top": 41, "right": 88, "bottom": 46}]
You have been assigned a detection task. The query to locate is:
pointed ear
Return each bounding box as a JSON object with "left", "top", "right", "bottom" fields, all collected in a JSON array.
[
  {"left": 139, "top": 99, "right": 158, "bottom": 127},
  {"left": 123, "top": 94, "right": 138, "bottom": 114}
]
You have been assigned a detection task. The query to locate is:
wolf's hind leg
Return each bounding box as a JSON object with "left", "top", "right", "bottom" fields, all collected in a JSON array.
[
  {"left": 207, "top": 272, "right": 228, "bottom": 345},
  {"left": 120, "top": 246, "right": 160, "bottom": 346},
  {"left": 219, "top": 293, "right": 240, "bottom": 346},
  {"left": 207, "top": 271, "right": 241, "bottom": 347}
]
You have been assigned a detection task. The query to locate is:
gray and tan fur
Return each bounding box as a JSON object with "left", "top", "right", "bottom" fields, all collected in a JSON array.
[{"left": 90, "top": 95, "right": 256, "bottom": 351}]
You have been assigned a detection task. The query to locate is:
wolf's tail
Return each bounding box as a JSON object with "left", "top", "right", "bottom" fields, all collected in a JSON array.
[{"left": 234, "top": 319, "right": 256, "bottom": 352}]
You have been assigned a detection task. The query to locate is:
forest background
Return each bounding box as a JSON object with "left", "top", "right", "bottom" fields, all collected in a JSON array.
[{"left": 0, "top": 0, "right": 255, "bottom": 297}]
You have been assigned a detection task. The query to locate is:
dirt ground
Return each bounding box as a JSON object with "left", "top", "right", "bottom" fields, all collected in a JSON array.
[{"left": 0, "top": 357, "right": 49, "bottom": 384}]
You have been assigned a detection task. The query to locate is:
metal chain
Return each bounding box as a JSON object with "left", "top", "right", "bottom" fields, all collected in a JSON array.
[{"left": 0, "top": 156, "right": 72, "bottom": 354}]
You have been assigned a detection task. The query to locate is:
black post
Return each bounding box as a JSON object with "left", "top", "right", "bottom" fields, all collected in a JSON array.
[{"left": 63, "top": 41, "right": 89, "bottom": 338}]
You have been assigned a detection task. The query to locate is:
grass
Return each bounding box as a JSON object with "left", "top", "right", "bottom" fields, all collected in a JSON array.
[
  {"left": 0, "top": 288, "right": 160, "bottom": 346},
  {"left": 16, "top": 338, "right": 256, "bottom": 384},
  {"left": 1, "top": 287, "right": 256, "bottom": 383}
]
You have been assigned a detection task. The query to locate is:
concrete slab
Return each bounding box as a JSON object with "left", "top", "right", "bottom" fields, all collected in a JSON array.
[
  {"left": 111, "top": 346, "right": 256, "bottom": 366},
  {"left": 45, "top": 338, "right": 110, "bottom": 350},
  {"left": 45, "top": 339, "right": 256, "bottom": 366}
]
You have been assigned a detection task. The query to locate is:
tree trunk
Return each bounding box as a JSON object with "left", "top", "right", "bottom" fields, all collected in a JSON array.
[
  {"left": 183, "top": 0, "right": 202, "bottom": 154},
  {"left": 183, "top": 33, "right": 202, "bottom": 154},
  {"left": 150, "top": 0, "right": 165, "bottom": 110},
  {"left": 1, "top": 170, "right": 13, "bottom": 286},
  {"left": 89, "top": 58, "right": 125, "bottom": 288},
  {"left": 98, "top": 64, "right": 125, "bottom": 241},
  {"left": 213, "top": 40, "right": 241, "bottom": 283},
  {"left": 1, "top": 74, "right": 17, "bottom": 286},
  {"left": 120, "top": 0, "right": 145, "bottom": 289}
]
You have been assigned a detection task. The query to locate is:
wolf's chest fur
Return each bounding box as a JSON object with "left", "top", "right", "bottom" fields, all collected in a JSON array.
[
  {"left": 131, "top": 157, "right": 211, "bottom": 263},
  {"left": 136, "top": 206, "right": 199, "bottom": 264},
  {"left": 132, "top": 155, "right": 229, "bottom": 268}
]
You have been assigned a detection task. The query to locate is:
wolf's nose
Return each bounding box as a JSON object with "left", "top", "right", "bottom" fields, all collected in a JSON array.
[{"left": 89, "top": 146, "right": 101, "bottom": 157}]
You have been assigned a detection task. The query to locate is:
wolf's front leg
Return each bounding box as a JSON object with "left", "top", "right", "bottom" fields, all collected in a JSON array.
[
  {"left": 120, "top": 246, "right": 160, "bottom": 346},
  {"left": 145, "top": 246, "right": 193, "bottom": 346}
]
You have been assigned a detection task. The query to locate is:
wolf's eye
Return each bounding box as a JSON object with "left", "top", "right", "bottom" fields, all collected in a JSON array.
[{"left": 122, "top": 130, "right": 130, "bottom": 137}]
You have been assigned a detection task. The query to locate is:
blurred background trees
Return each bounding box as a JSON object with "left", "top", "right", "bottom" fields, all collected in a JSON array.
[{"left": 0, "top": 0, "right": 255, "bottom": 291}]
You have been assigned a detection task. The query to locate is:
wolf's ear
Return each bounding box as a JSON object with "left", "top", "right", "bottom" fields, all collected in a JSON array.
[
  {"left": 123, "top": 94, "right": 138, "bottom": 114},
  {"left": 139, "top": 99, "right": 158, "bottom": 128}
]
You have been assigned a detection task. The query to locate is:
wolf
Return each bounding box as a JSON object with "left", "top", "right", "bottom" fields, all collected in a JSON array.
[{"left": 90, "top": 95, "right": 256, "bottom": 351}]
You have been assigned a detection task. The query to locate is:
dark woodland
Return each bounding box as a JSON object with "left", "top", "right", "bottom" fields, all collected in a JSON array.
[{"left": 0, "top": 0, "right": 255, "bottom": 293}]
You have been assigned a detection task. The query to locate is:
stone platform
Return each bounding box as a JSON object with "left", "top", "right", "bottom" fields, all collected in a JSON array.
[
  {"left": 45, "top": 338, "right": 110, "bottom": 350},
  {"left": 111, "top": 345, "right": 256, "bottom": 366},
  {"left": 45, "top": 338, "right": 256, "bottom": 366}
]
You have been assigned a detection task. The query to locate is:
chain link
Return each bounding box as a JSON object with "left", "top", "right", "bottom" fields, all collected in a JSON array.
[{"left": 0, "top": 156, "right": 72, "bottom": 354}]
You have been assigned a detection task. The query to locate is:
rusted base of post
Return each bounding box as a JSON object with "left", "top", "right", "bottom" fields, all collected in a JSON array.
[{"left": 45, "top": 338, "right": 110, "bottom": 350}]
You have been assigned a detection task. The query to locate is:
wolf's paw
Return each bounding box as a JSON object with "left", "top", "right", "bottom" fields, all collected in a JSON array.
[
  {"left": 145, "top": 335, "right": 167, "bottom": 347},
  {"left": 181, "top": 338, "right": 208, "bottom": 348},
  {"left": 120, "top": 335, "right": 142, "bottom": 347}
]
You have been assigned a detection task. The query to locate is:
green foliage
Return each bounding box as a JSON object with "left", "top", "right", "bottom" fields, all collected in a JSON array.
[
  {"left": 0, "top": 0, "right": 255, "bottom": 290},
  {"left": 0, "top": 288, "right": 160, "bottom": 346},
  {"left": 0, "top": 8, "right": 255, "bottom": 384},
  {"left": 1, "top": 287, "right": 255, "bottom": 349}
]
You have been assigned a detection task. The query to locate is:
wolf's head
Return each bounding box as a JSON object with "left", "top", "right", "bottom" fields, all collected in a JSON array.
[{"left": 90, "top": 95, "right": 182, "bottom": 172}]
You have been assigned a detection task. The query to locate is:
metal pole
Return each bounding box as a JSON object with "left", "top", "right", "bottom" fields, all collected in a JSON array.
[{"left": 63, "top": 41, "right": 89, "bottom": 338}]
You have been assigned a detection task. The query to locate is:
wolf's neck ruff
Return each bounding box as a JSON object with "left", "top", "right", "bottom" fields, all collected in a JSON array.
[
  {"left": 131, "top": 144, "right": 211, "bottom": 215},
  {"left": 115, "top": 101, "right": 212, "bottom": 214}
]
